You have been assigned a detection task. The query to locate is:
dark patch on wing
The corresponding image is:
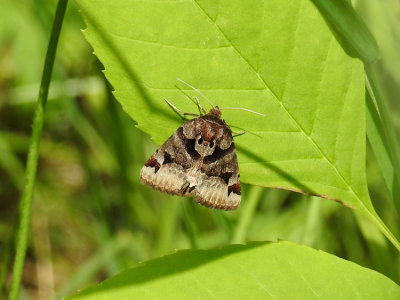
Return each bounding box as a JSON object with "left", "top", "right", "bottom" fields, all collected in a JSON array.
[
  {"left": 185, "top": 138, "right": 200, "bottom": 160},
  {"left": 228, "top": 182, "right": 241, "bottom": 196},
  {"left": 163, "top": 152, "right": 173, "bottom": 164},
  {"left": 145, "top": 156, "right": 161, "bottom": 173},
  {"left": 220, "top": 172, "right": 233, "bottom": 185},
  {"left": 203, "top": 143, "right": 235, "bottom": 164}
]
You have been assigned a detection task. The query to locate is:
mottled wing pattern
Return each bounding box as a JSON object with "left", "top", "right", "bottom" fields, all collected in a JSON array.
[
  {"left": 195, "top": 135, "right": 241, "bottom": 210},
  {"left": 140, "top": 125, "right": 196, "bottom": 196},
  {"left": 140, "top": 107, "right": 241, "bottom": 210}
]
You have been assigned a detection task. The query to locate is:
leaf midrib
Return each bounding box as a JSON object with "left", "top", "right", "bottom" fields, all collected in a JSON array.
[{"left": 191, "top": 0, "right": 367, "bottom": 210}]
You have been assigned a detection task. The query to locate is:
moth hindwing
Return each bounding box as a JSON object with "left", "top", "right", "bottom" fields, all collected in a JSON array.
[{"left": 140, "top": 106, "right": 241, "bottom": 210}]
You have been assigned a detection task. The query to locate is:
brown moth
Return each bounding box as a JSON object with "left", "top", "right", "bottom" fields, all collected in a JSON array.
[{"left": 140, "top": 105, "right": 241, "bottom": 210}]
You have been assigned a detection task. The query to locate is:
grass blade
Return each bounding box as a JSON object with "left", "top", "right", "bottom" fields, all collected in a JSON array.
[
  {"left": 8, "top": 1, "right": 68, "bottom": 299},
  {"left": 365, "top": 84, "right": 400, "bottom": 212},
  {"left": 310, "top": 0, "right": 379, "bottom": 63},
  {"left": 232, "top": 186, "right": 264, "bottom": 244},
  {"left": 365, "top": 66, "right": 400, "bottom": 216}
]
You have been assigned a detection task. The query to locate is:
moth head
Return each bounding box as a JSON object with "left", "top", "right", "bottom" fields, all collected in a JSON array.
[{"left": 195, "top": 135, "right": 216, "bottom": 157}]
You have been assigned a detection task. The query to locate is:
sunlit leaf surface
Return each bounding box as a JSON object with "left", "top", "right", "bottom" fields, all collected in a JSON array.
[
  {"left": 69, "top": 241, "right": 400, "bottom": 299},
  {"left": 76, "top": 0, "right": 399, "bottom": 248}
]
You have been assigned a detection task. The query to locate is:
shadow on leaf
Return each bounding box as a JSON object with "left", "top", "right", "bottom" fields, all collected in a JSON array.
[
  {"left": 237, "top": 145, "right": 350, "bottom": 208},
  {"left": 71, "top": 242, "right": 266, "bottom": 297}
]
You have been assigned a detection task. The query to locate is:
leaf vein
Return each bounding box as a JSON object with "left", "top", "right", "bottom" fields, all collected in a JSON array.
[
  {"left": 280, "top": 1, "right": 303, "bottom": 102},
  {"left": 234, "top": 262, "right": 276, "bottom": 299},
  {"left": 186, "top": 272, "right": 218, "bottom": 299},
  {"left": 109, "top": 31, "right": 231, "bottom": 51},
  {"left": 191, "top": 0, "right": 371, "bottom": 214},
  {"left": 332, "top": 62, "right": 354, "bottom": 165},
  {"left": 240, "top": 157, "right": 323, "bottom": 164},
  {"left": 146, "top": 86, "right": 266, "bottom": 91},
  {"left": 309, "top": 37, "right": 334, "bottom": 136},
  {"left": 283, "top": 257, "right": 321, "bottom": 298}
]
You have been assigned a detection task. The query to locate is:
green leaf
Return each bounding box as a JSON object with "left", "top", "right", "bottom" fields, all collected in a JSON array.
[
  {"left": 68, "top": 241, "right": 400, "bottom": 299},
  {"left": 76, "top": 0, "right": 400, "bottom": 249}
]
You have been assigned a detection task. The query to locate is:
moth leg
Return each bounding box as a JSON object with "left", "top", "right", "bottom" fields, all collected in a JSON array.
[
  {"left": 164, "top": 99, "right": 200, "bottom": 117},
  {"left": 179, "top": 181, "right": 196, "bottom": 196},
  {"left": 180, "top": 182, "right": 190, "bottom": 194}
]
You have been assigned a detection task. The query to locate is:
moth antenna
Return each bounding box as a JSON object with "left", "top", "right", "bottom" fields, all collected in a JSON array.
[
  {"left": 164, "top": 99, "right": 200, "bottom": 117},
  {"left": 232, "top": 130, "right": 247, "bottom": 137},
  {"left": 230, "top": 124, "right": 262, "bottom": 138},
  {"left": 176, "top": 78, "right": 214, "bottom": 109},
  {"left": 181, "top": 94, "right": 205, "bottom": 116},
  {"left": 176, "top": 86, "right": 200, "bottom": 110},
  {"left": 220, "top": 107, "right": 265, "bottom": 117}
]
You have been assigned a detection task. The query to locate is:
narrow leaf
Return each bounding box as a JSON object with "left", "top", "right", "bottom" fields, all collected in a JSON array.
[{"left": 310, "top": 0, "right": 379, "bottom": 63}]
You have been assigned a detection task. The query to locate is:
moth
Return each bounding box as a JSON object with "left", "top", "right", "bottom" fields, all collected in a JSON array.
[{"left": 140, "top": 81, "right": 263, "bottom": 210}]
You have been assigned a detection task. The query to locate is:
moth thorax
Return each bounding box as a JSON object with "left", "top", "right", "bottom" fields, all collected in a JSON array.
[{"left": 195, "top": 135, "right": 216, "bottom": 157}]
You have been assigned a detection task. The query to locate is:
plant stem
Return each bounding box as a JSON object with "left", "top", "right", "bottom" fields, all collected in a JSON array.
[
  {"left": 8, "top": 1, "right": 68, "bottom": 299},
  {"left": 232, "top": 186, "right": 264, "bottom": 244}
]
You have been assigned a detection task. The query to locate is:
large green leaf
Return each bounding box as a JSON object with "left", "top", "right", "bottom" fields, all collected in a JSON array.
[
  {"left": 68, "top": 241, "right": 400, "bottom": 299},
  {"left": 76, "top": 0, "right": 399, "bottom": 249}
]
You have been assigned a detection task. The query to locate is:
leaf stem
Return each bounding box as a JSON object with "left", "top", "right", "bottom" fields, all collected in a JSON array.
[{"left": 8, "top": 1, "right": 68, "bottom": 299}]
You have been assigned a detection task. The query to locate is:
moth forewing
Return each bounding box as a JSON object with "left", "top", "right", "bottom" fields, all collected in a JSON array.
[{"left": 140, "top": 106, "right": 241, "bottom": 210}]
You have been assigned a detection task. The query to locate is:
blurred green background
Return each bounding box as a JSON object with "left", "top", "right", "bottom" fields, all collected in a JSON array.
[{"left": 0, "top": 0, "right": 399, "bottom": 299}]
